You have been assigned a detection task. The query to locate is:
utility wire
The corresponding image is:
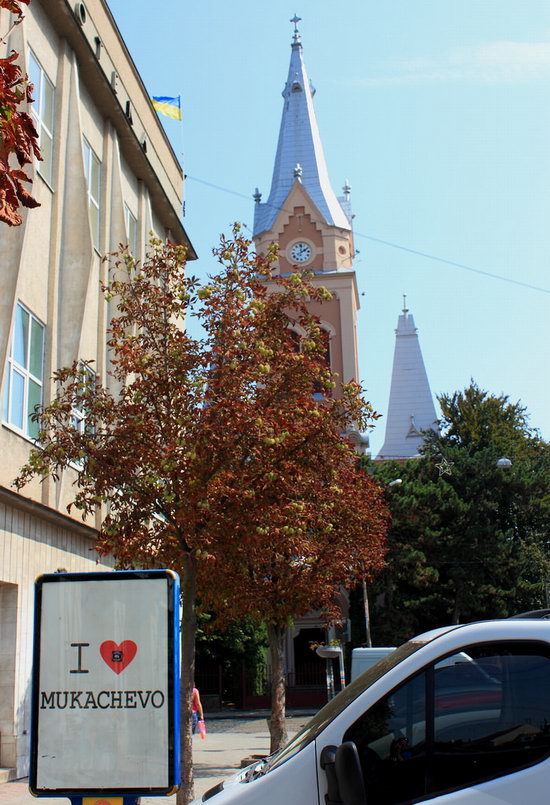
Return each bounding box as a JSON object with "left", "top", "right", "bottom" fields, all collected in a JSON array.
[
  {"left": 359, "top": 233, "right": 550, "bottom": 295},
  {"left": 186, "top": 173, "right": 550, "bottom": 296}
]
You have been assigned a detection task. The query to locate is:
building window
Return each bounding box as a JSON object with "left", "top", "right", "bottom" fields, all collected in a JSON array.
[
  {"left": 70, "top": 363, "right": 96, "bottom": 437},
  {"left": 313, "top": 328, "right": 331, "bottom": 397},
  {"left": 70, "top": 363, "right": 96, "bottom": 469},
  {"left": 28, "top": 49, "right": 55, "bottom": 185},
  {"left": 83, "top": 138, "right": 101, "bottom": 249},
  {"left": 124, "top": 204, "right": 138, "bottom": 256},
  {"left": 320, "top": 328, "right": 331, "bottom": 369},
  {"left": 2, "top": 303, "right": 45, "bottom": 440}
]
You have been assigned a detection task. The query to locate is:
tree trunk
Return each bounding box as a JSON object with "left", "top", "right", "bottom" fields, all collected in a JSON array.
[
  {"left": 177, "top": 552, "right": 198, "bottom": 805},
  {"left": 267, "top": 623, "right": 288, "bottom": 754}
]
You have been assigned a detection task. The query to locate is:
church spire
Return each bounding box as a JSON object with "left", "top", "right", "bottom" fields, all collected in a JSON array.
[
  {"left": 376, "top": 302, "right": 439, "bottom": 461},
  {"left": 253, "top": 17, "right": 350, "bottom": 236}
]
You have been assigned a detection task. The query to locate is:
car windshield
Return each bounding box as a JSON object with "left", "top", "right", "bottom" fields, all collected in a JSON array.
[{"left": 265, "top": 638, "right": 430, "bottom": 773}]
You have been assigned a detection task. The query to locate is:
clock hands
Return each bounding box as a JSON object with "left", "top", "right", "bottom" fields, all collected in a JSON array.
[{"left": 291, "top": 243, "right": 311, "bottom": 262}]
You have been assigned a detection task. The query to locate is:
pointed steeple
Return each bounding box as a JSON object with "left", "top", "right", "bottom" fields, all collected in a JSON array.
[
  {"left": 253, "top": 17, "right": 350, "bottom": 236},
  {"left": 377, "top": 300, "right": 439, "bottom": 461}
]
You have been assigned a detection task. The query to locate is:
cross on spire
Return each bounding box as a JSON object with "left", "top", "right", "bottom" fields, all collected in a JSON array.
[
  {"left": 290, "top": 13, "right": 302, "bottom": 44},
  {"left": 402, "top": 294, "right": 408, "bottom": 314}
]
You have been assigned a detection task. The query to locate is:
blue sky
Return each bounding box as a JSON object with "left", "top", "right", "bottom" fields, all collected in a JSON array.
[{"left": 108, "top": 0, "right": 550, "bottom": 453}]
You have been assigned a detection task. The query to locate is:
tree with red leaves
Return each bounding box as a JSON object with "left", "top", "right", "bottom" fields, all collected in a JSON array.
[
  {"left": 0, "top": 0, "right": 41, "bottom": 226},
  {"left": 203, "top": 444, "right": 388, "bottom": 752},
  {"left": 16, "top": 228, "right": 388, "bottom": 803}
]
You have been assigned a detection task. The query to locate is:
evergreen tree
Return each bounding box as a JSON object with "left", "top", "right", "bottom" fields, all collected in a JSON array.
[{"left": 366, "top": 382, "right": 550, "bottom": 644}]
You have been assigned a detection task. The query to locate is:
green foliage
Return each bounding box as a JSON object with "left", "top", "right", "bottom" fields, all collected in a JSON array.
[
  {"left": 196, "top": 615, "right": 268, "bottom": 697},
  {"left": 363, "top": 382, "right": 550, "bottom": 645},
  {"left": 196, "top": 614, "right": 268, "bottom": 663}
]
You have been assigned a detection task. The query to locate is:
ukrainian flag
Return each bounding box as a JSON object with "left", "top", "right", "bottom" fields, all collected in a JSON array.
[{"left": 151, "top": 96, "right": 182, "bottom": 121}]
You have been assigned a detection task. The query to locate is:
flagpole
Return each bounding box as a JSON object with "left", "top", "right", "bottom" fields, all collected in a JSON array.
[
  {"left": 151, "top": 97, "right": 185, "bottom": 219},
  {"left": 179, "top": 96, "right": 185, "bottom": 219}
]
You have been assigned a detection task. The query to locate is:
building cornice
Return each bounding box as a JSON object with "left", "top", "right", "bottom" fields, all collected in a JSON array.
[
  {"left": 40, "top": 0, "right": 196, "bottom": 258},
  {"left": 0, "top": 485, "right": 98, "bottom": 540}
]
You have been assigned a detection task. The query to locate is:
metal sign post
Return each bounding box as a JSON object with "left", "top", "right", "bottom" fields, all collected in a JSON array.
[{"left": 30, "top": 570, "right": 180, "bottom": 803}]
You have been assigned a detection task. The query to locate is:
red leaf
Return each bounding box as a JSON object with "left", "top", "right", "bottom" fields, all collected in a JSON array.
[{"left": 0, "top": 0, "right": 29, "bottom": 19}]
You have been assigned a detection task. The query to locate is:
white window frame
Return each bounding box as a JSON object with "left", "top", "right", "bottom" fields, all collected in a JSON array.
[
  {"left": 70, "top": 362, "right": 96, "bottom": 437},
  {"left": 124, "top": 203, "right": 138, "bottom": 256},
  {"left": 83, "top": 138, "right": 101, "bottom": 249},
  {"left": 69, "top": 362, "right": 96, "bottom": 469},
  {"left": 28, "top": 49, "right": 55, "bottom": 185},
  {"left": 2, "top": 302, "right": 45, "bottom": 440}
]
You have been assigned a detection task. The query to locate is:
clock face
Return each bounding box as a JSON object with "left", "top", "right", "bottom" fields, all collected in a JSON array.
[{"left": 290, "top": 241, "right": 312, "bottom": 264}]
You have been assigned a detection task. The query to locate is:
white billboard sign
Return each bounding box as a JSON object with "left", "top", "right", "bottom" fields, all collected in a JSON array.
[{"left": 30, "top": 570, "right": 180, "bottom": 797}]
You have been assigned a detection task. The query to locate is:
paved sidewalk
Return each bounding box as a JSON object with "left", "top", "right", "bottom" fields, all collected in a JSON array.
[{"left": 0, "top": 715, "right": 311, "bottom": 805}]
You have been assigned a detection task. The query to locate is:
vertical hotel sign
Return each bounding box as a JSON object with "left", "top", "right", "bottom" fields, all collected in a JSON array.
[{"left": 30, "top": 570, "right": 180, "bottom": 798}]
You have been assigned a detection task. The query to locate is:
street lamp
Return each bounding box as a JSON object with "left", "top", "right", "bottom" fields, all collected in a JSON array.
[
  {"left": 316, "top": 644, "right": 343, "bottom": 700},
  {"left": 362, "top": 478, "right": 403, "bottom": 647},
  {"left": 496, "top": 457, "right": 512, "bottom": 470}
]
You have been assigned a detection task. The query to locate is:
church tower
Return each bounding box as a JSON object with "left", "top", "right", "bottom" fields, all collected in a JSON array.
[{"left": 253, "top": 17, "right": 361, "bottom": 403}]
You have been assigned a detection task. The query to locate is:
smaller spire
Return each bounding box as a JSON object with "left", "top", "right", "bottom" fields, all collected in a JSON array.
[
  {"left": 253, "top": 187, "right": 262, "bottom": 203},
  {"left": 290, "top": 13, "right": 302, "bottom": 45},
  {"left": 293, "top": 163, "right": 303, "bottom": 181},
  {"left": 376, "top": 303, "right": 438, "bottom": 461}
]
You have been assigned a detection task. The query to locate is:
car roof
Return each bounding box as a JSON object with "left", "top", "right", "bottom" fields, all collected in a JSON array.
[
  {"left": 412, "top": 613, "right": 550, "bottom": 647},
  {"left": 412, "top": 624, "right": 464, "bottom": 643}
]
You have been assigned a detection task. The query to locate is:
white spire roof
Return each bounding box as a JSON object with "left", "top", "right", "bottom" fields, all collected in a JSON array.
[
  {"left": 253, "top": 22, "right": 350, "bottom": 236},
  {"left": 377, "top": 301, "right": 439, "bottom": 461}
]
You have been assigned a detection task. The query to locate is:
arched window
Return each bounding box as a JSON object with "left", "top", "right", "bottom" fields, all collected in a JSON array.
[
  {"left": 289, "top": 328, "right": 301, "bottom": 353},
  {"left": 320, "top": 327, "right": 331, "bottom": 370},
  {"left": 313, "top": 327, "right": 332, "bottom": 396}
]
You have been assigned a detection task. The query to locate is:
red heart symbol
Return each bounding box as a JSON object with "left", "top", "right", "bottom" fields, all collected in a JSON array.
[{"left": 99, "top": 640, "right": 137, "bottom": 674}]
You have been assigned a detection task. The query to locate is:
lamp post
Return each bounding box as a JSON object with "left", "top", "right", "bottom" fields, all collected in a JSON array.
[
  {"left": 362, "top": 478, "right": 402, "bottom": 648},
  {"left": 316, "top": 644, "right": 342, "bottom": 700},
  {"left": 362, "top": 574, "right": 373, "bottom": 648}
]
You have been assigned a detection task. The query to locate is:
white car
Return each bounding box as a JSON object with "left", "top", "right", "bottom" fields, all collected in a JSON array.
[{"left": 196, "top": 614, "right": 550, "bottom": 805}]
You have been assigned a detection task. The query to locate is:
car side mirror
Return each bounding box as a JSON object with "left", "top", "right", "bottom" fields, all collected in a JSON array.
[
  {"left": 320, "top": 745, "right": 341, "bottom": 805},
  {"left": 335, "top": 742, "right": 367, "bottom": 805}
]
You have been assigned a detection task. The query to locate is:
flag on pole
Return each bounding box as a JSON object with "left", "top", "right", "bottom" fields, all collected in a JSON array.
[{"left": 151, "top": 96, "right": 182, "bottom": 121}]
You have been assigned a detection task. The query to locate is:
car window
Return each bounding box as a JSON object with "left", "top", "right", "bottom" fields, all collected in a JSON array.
[
  {"left": 265, "top": 639, "right": 427, "bottom": 774},
  {"left": 344, "top": 671, "right": 428, "bottom": 804},
  {"left": 344, "top": 642, "right": 550, "bottom": 804},
  {"left": 432, "top": 646, "right": 550, "bottom": 794}
]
